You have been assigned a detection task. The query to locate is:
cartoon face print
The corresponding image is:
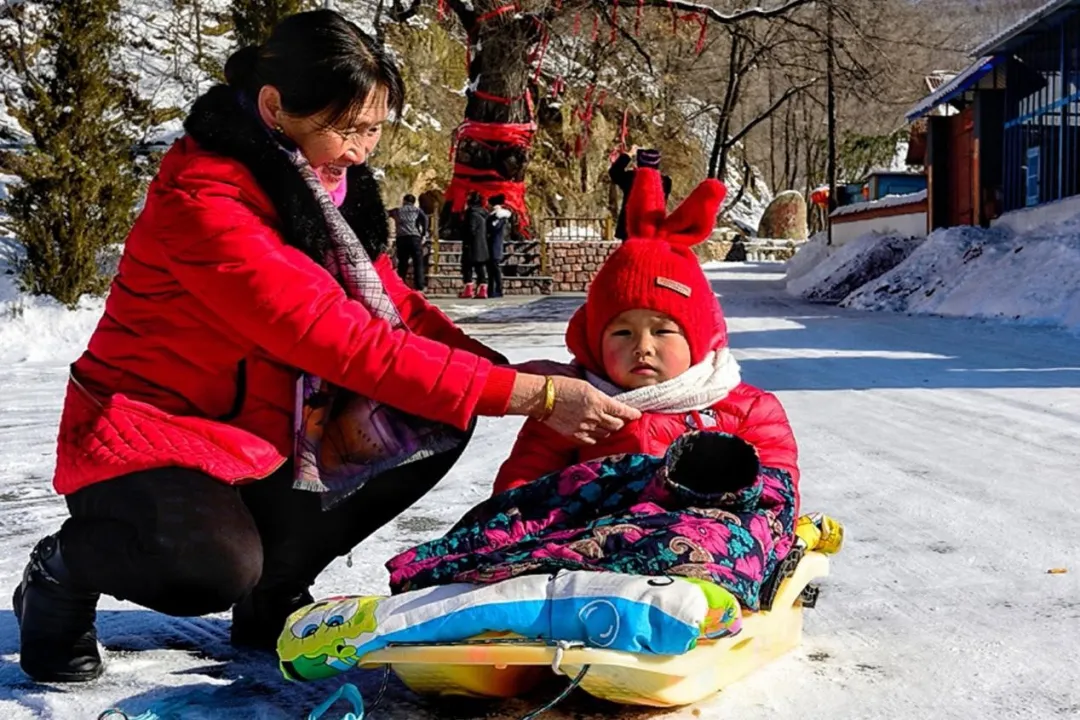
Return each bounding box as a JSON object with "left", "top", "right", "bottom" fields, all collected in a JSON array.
[{"left": 277, "top": 596, "right": 381, "bottom": 681}]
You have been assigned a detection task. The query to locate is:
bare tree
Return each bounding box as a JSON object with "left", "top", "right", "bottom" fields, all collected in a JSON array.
[{"left": 383, "top": 0, "right": 814, "bottom": 233}]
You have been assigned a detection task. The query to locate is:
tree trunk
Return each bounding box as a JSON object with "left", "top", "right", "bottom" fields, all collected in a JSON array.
[
  {"left": 768, "top": 70, "right": 776, "bottom": 192},
  {"left": 825, "top": 0, "right": 837, "bottom": 244},
  {"left": 442, "top": 10, "right": 540, "bottom": 239},
  {"left": 709, "top": 30, "right": 745, "bottom": 181},
  {"left": 783, "top": 99, "right": 794, "bottom": 191}
]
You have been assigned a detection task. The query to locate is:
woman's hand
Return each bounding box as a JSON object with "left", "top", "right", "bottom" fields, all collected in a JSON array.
[
  {"left": 506, "top": 374, "right": 641, "bottom": 445},
  {"left": 544, "top": 376, "right": 641, "bottom": 445}
]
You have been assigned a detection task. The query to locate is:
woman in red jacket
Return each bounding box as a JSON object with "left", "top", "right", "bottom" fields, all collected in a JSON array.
[{"left": 12, "top": 10, "right": 638, "bottom": 683}]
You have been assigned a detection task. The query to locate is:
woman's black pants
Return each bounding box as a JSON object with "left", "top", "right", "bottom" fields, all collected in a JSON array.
[{"left": 56, "top": 442, "right": 466, "bottom": 617}]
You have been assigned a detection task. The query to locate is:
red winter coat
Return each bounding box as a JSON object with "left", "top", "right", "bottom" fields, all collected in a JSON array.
[
  {"left": 53, "top": 87, "right": 516, "bottom": 496},
  {"left": 493, "top": 309, "right": 799, "bottom": 498}
]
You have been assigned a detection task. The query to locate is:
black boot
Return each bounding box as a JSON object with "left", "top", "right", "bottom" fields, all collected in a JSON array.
[
  {"left": 230, "top": 587, "right": 314, "bottom": 651},
  {"left": 13, "top": 535, "right": 103, "bottom": 682}
]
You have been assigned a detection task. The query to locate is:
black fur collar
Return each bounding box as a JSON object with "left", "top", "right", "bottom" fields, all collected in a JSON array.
[{"left": 183, "top": 85, "right": 389, "bottom": 263}]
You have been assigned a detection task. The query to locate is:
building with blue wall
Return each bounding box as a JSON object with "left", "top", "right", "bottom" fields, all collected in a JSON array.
[{"left": 907, "top": 0, "right": 1080, "bottom": 229}]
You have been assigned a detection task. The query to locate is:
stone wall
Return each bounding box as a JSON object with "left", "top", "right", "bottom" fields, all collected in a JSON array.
[{"left": 547, "top": 240, "right": 620, "bottom": 292}]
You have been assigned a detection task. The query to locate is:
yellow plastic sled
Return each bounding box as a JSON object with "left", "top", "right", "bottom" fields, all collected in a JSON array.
[{"left": 360, "top": 551, "right": 829, "bottom": 708}]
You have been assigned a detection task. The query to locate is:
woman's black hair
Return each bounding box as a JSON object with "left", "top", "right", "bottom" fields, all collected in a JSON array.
[{"left": 223, "top": 10, "right": 404, "bottom": 127}]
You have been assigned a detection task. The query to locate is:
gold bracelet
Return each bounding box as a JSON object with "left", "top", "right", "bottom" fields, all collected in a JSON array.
[{"left": 537, "top": 376, "right": 556, "bottom": 422}]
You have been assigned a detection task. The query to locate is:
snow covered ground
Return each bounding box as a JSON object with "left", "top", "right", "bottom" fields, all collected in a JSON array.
[{"left": 2, "top": 263, "right": 1080, "bottom": 719}]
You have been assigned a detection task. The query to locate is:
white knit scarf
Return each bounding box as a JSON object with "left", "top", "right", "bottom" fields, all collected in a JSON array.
[{"left": 584, "top": 347, "right": 742, "bottom": 413}]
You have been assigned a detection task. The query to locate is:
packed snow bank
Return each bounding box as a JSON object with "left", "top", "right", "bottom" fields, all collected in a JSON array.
[
  {"left": 784, "top": 232, "right": 828, "bottom": 285},
  {"left": 842, "top": 216, "right": 1080, "bottom": 331},
  {"left": 0, "top": 251, "right": 103, "bottom": 365},
  {"left": 829, "top": 190, "right": 927, "bottom": 219},
  {"left": 786, "top": 232, "right": 924, "bottom": 303}
]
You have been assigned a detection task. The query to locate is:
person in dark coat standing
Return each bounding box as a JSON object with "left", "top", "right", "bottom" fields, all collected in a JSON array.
[
  {"left": 609, "top": 147, "right": 672, "bottom": 241},
  {"left": 389, "top": 194, "right": 429, "bottom": 291},
  {"left": 460, "top": 191, "right": 490, "bottom": 298},
  {"left": 486, "top": 193, "right": 512, "bottom": 298}
]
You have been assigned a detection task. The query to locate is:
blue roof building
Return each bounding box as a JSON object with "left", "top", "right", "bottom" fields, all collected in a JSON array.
[{"left": 907, "top": 0, "right": 1080, "bottom": 228}]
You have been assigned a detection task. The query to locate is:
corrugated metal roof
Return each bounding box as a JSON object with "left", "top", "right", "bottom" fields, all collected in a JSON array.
[
  {"left": 905, "top": 57, "right": 999, "bottom": 122},
  {"left": 970, "top": 0, "right": 1080, "bottom": 57}
]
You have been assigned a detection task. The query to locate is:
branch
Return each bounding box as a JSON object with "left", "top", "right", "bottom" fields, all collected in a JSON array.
[
  {"left": 597, "top": 0, "right": 814, "bottom": 26},
  {"left": 388, "top": 0, "right": 423, "bottom": 22},
  {"left": 4, "top": 0, "right": 45, "bottom": 96},
  {"left": 609, "top": 10, "right": 655, "bottom": 74},
  {"left": 376, "top": 0, "right": 389, "bottom": 45},
  {"left": 722, "top": 156, "right": 753, "bottom": 219},
  {"left": 444, "top": 0, "right": 478, "bottom": 31},
  {"left": 724, "top": 78, "right": 817, "bottom": 148}
]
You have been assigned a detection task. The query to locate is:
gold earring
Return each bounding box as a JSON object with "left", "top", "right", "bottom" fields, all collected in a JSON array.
[{"left": 273, "top": 124, "right": 284, "bottom": 134}]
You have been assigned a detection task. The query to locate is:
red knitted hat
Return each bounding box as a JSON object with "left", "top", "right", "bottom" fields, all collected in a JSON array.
[{"left": 566, "top": 167, "right": 728, "bottom": 374}]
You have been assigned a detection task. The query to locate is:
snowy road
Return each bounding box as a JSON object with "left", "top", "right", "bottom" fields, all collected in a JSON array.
[{"left": 1, "top": 263, "right": 1078, "bottom": 719}]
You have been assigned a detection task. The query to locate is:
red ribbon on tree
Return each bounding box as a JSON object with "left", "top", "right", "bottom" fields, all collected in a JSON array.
[
  {"left": 571, "top": 85, "right": 607, "bottom": 157},
  {"left": 444, "top": 121, "right": 536, "bottom": 232}
]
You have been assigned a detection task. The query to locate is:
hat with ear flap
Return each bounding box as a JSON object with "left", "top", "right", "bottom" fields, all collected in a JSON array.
[{"left": 565, "top": 164, "right": 729, "bottom": 374}]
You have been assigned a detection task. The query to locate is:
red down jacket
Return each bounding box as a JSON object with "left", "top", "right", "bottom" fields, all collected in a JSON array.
[{"left": 53, "top": 115, "right": 516, "bottom": 495}]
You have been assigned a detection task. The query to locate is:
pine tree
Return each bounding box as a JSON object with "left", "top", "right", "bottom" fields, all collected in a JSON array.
[
  {"left": 231, "top": 0, "right": 320, "bottom": 46},
  {"left": 1, "top": 0, "right": 153, "bottom": 307}
]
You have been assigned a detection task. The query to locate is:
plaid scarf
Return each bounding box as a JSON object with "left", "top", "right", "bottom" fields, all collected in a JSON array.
[{"left": 285, "top": 150, "right": 467, "bottom": 509}]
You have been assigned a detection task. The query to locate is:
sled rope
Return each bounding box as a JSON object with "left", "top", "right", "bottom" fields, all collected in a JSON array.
[
  {"left": 307, "top": 682, "right": 365, "bottom": 719},
  {"left": 520, "top": 664, "right": 591, "bottom": 720},
  {"left": 306, "top": 666, "right": 391, "bottom": 720}
]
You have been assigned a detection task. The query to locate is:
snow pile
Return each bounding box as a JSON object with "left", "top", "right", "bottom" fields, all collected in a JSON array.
[
  {"left": 830, "top": 190, "right": 927, "bottom": 219},
  {"left": 722, "top": 166, "right": 772, "bottom": 235},
  {"left": 787, "top": 232, "right": 924, "bottom": 303},
  {"left": 0, "top": 251, "right": 102, "bottom": 365},
  {"left": 784, "top": 231, "right": 828, "bottom": 284},
  {"left": 842, "top": 216, "right": 1080, "bottom": 330}
]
